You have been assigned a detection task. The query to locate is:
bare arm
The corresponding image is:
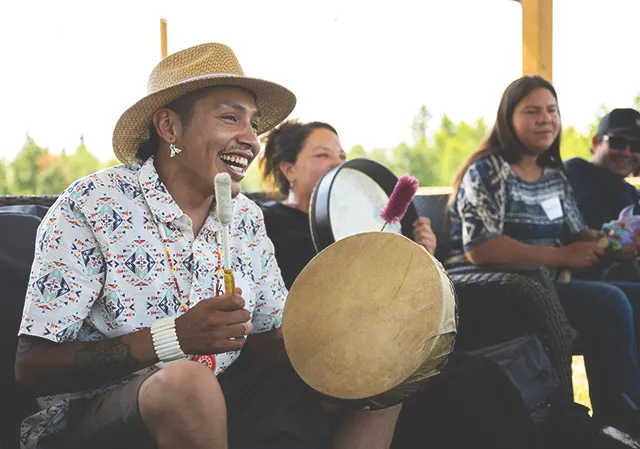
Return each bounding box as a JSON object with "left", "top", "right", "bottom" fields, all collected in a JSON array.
[
  {"left": 466, "top": 235, "right": 563, "bottom": 267},
  {"left": 243, "top": 328, "right": 289, "bottom": 366},
  {"left": 15, "top": 330, "right": 157, "bottom": 396},
  {"left": 16, "top": 293, "right": 251, "bottom": 397},
  {"left": 466, "top": 235, "right": 603, "bottom": 268},
  {"left": 412, "top": 217, "right": 437, "bottom": 255}
]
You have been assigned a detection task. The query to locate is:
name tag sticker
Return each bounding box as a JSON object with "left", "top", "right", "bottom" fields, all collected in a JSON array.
[{"left": 541, "top": 196, "right": 563, "bottom": 221}]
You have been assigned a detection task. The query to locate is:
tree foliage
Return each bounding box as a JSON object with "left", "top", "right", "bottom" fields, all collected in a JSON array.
[
  {"left": 5, "top": 96, "right": 639, "bottom": 195},
  {"left": 5, "top": 135, "right": 106, "bottom": 195},
  {"left": 342, "top": 99, "right": 638, "bottom": 187}
]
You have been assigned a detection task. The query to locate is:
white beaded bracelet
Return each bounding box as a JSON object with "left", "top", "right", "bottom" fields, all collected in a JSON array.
[{"left": 151, "top": 317, "right": 186, "bottom": 362}]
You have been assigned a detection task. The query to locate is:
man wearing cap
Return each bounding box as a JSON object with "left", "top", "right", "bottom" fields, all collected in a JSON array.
[
  {"left": 564, "top": 109, "right": 640, "bottom": 431},
  {"left": 566, "top": 108, "right": 640, "bottom": 232},
  {"left": 564, "top": 108, "right": 640, "bottom": 284},
  {"left": 14, "top": 43, "right": 401, "bottom": 449}
]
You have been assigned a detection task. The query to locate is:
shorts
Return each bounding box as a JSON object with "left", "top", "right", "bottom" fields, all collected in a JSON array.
[{"left": 40, "top": 356, "right": 332, "bottom": 449}]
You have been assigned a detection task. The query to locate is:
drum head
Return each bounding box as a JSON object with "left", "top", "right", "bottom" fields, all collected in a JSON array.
[{"left": 282, "top": 231, "right": 456, "bottom": 401}]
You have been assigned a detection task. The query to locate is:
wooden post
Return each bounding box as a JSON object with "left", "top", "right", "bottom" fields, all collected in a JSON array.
[
  {"left": 160, "top": 18, "right": 168, "bottom": 59},
  {"left": 521, "top": 0, "right": 552, "bottom": 82}
]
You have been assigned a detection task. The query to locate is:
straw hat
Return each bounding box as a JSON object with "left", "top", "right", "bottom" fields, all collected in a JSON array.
[{"left": 112, "top": 43, "right": 296, "bottom": 163}]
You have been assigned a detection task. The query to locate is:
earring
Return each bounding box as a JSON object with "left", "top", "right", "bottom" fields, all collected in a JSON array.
[
  {"left": 286, "top": 181, "right": 295, "bottom": 206},
  {"left": 169, "top": 143, "right": 182, "bottom": 158}
]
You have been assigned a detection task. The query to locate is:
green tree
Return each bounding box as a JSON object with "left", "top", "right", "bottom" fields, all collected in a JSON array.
[
  {"left": 433, "top": 117, "right": 487, "bottom": 186},
  {"left": 392, "top": 138, "right": 439, "bottom": 186},
  {"left": 0, "top": 161, "right": 9, "bottom": 194},
  {"left": 560, "top": 126, "right": 591, "bottom": 162},
  {"left": 66, "top": 136, "right": 101, "bottom": 183},
  {"left": 38, "top": 154, "right": 69, "bottom": 194},
  {"left": 11, "top": 135, "right": 46, "bottom": 194}
]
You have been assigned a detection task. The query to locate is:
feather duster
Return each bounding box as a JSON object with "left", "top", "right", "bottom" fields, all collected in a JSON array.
[{"left": 380, "top": 175, "right": 418, "bottom": 229}]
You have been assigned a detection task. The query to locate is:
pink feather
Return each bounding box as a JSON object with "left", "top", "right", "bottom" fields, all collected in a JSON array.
[{"left": 380, "top": 175, "right": 419, "bottom": 224}]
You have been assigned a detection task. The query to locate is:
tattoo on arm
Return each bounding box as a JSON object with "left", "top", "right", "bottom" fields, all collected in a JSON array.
[{"left": 73, "top": 338, "right": 144, "bottom": 386}]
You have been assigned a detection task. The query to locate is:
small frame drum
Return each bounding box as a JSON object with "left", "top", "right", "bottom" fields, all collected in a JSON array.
[
  {"left": 283, "top": 231, "right": 457, "bottom": 410},
  {"left": 310, "top": 158, "right": 419, "bottom": 253}
]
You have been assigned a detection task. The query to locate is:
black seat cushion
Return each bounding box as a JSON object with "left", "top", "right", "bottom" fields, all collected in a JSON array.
[{"left": 0, "top": 206, "right": 47, "bottom": 449}]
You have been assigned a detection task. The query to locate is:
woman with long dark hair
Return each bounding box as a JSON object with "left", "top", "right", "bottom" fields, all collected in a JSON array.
[{"left": 447, "top": 75, "right": 640, "bottom": 435}]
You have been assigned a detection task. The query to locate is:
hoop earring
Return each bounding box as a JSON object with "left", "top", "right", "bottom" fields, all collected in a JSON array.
[{"left": 169, "top": 143, "right": 183, "bottom": 158}]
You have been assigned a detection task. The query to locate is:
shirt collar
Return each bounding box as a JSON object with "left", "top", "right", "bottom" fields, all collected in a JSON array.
[
  {"left": 136, "top": 157, "right": 239, "bottom": 228},
  {"left": 137, "top": 156, "right": 185, "bottom": 223}
]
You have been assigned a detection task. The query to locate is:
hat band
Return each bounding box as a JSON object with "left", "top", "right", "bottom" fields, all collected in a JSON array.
[{"left": 177, "top": 72, "right": 241, "bottom": 85}]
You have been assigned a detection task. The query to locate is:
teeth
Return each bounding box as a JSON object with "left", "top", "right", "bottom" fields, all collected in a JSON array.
[{"left": 220, "top": 154, "right": 248, "bottom": 167}]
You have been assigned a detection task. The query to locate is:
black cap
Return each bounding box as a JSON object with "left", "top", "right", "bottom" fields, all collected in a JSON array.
[{"left": 597, "top": 108, "right": 640, "bottom": 137}]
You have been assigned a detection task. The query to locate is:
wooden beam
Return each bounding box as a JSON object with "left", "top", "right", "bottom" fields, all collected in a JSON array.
[
  {"left": 521, "top": 0, "right": 552, "bottom": 82},
  {"left": 160, "top": 18, "right": 168, "bottom": 59}
]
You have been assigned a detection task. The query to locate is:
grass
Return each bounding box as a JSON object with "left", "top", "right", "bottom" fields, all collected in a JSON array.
[{"left": 572, "top": 355, "right": 592, "bottom": 414}]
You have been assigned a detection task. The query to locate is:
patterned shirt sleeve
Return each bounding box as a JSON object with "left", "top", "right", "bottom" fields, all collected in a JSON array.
[
  {"left": 561, "top": 173, "right": 588, "bottom": 234},
  {"left": 19, "top": 189, "right": 106, "bottom": 343},
  {"left": 457, "top": 156, "right": 507, "bottom": 253},
  {"left": 251, "top": 209, "right": 287, "bottom": 333}
]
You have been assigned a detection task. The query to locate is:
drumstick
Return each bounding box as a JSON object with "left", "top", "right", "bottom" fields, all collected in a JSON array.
[
  {"left": 380, "top": 174, "right": 419, "bottom": 231},
  {"left": 214, "top": 173, "right": 235, "bottom": 294}
]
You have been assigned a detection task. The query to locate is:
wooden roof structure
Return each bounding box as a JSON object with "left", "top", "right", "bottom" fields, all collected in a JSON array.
[{"left": 519, "top": 0, "right": 553, "bottom": 82}]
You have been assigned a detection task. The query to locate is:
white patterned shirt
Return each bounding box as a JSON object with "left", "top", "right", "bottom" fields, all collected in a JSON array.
[{"left": 19, "top": 156, "right": 287, "bottom": 446}]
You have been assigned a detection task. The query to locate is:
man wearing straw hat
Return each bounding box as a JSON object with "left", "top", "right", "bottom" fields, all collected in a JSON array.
[{"left": 15, "top": 43, "right": 401, "bottom": 449}]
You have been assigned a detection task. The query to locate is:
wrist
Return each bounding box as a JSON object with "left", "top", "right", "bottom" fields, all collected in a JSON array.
[
  {"left": 150, "top": 317, "right": 187, "bottom": 362},
  {"left": 551, "top": 246, "right": 568, "bottom": 267}
]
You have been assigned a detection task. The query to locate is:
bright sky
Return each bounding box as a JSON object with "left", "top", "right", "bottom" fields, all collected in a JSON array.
[{"left": 1, "top": 0, "right": 638, "bottom": 162}]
